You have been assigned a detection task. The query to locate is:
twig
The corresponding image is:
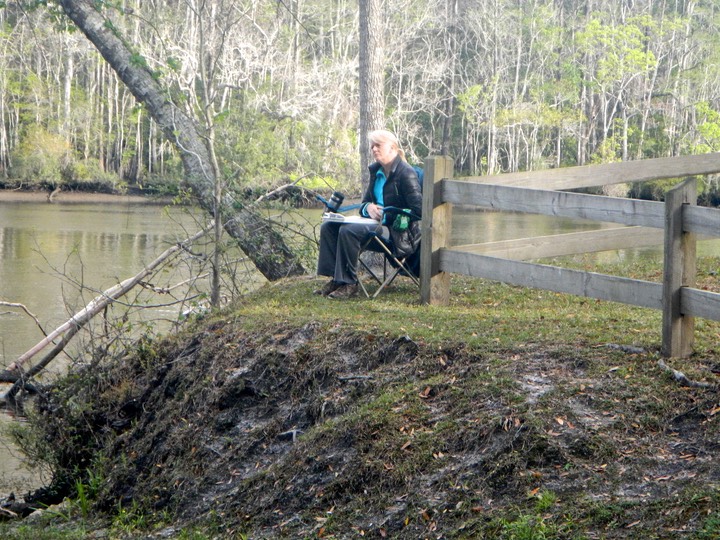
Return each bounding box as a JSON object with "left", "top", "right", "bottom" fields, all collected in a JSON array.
[
  {"left": 139, "top": 273, "right": 211, "bottom": 294},
  {"left": 0, "top": 301, "right": 47, "bottom": 337},
  {"left": 338, "top": 375, "right": 374, "bottom": 381},
  {"left": 657, "top": 359, "right": 716, "bottom": 389}
]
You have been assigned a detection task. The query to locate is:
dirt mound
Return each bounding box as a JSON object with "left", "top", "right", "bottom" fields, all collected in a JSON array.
[{"left": 10, "top": 317, "right": 720, "bottom": 538}]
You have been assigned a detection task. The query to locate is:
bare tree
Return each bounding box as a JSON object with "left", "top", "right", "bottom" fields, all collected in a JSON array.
[{"left": 58, "top": 0, "right": 305, "bottom": 281}]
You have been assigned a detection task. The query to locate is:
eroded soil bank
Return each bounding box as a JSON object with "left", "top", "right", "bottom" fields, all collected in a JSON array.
[{"left": 2, "top": 304, "right": 719, "bottom": 538}]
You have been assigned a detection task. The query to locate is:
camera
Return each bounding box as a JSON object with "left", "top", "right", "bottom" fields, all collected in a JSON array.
[{"left": 327, "top": 192, "right": 344, "bottom": 212}]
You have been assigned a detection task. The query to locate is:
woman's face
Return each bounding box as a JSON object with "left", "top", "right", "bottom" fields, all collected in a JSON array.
[{"left": 371, "top": 139, "right": 398, "bottom": 166}]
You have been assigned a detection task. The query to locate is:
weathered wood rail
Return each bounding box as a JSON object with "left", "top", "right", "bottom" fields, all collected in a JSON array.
[{"left": 419, "top": 154, "right": 720, "bottom": 357}]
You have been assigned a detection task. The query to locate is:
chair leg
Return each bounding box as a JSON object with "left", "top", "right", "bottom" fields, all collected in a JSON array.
[
  {"left": 359, "top": 234, "right": 420, "bottom": 298},
  {"left": 372, "top": 266, "right": 403, "bottom": 298}
]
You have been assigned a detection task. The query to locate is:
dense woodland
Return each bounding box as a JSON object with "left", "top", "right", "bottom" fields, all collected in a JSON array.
[{"left": 2, "top": 0, "right": 720, "bottom": 199}]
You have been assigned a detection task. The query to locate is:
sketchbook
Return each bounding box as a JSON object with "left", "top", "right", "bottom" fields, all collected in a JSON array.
[{"left": 322, "top": 212, "right": 379, "bottom": 225}]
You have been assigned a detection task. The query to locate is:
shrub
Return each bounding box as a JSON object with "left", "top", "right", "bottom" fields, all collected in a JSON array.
[
  {"left": 9, "top": 126, "right": 72, "bottom": 188},
  {"left": 62, "top": 159, "right": 125, "bottom": 193}
]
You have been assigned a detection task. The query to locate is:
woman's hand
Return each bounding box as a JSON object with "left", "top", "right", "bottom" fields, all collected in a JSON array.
[{"left": 367, "top": 203, "right": 384, "bottom": 221}]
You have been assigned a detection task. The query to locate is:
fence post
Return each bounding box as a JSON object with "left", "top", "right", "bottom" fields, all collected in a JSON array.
[
  {"left": 662, "top": 178, "right": 697, "bottom": 357},
  {"left": 420, "top": 155, "right": 454, "bottom": 305}
]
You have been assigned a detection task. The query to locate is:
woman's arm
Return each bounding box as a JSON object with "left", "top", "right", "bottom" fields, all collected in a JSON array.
[{"left": 397, "top": 165, "right": 422, "bottom": 218}]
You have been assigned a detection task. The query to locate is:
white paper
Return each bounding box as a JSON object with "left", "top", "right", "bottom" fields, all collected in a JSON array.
[{"left": 322, "top": 212, "right": 379, "bottom": 225}]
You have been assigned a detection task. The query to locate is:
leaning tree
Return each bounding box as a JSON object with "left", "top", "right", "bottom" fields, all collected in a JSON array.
[{"left": 57, "top": 0, "right": 305, "bottom": 281}]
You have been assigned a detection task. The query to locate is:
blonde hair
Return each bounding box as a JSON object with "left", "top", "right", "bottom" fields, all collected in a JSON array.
[{"left": 368, "top": 129, "right": 407, "bottom": 162}]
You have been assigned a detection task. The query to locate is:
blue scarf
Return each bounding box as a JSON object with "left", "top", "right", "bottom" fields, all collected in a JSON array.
[{"left": 374, "top": 169, "right": 386, "bottom": 207}]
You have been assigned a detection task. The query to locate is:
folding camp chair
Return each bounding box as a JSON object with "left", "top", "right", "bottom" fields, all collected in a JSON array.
[
  {"left": 324, "top": 165, "right": 424, "bottom": 298},
  {"left": 357, "top": 215, "right": 421, "bottom": 299}
]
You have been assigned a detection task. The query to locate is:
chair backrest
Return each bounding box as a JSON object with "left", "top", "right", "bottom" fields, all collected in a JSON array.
[{"left": 412, "top": 165, "right": 424, "bottom": 191}]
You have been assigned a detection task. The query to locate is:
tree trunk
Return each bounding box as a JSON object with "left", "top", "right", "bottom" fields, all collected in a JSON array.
[
  {"left": 358, "top": 0, "right": 385, "bottom": 185},
  {"left": 58, "top": 0, "right": 305, "bottom": 281}
]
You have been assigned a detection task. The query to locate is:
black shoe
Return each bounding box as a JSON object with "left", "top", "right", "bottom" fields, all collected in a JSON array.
[
  {"left": 328, "top": 283, "right": 359, "bottom": 299},
  {"left": 314, "top": 280, "right": 340, "bottom": 296}
]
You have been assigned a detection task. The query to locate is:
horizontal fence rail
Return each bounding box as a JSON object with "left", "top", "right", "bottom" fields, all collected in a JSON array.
[
  {"left": 441, "top": 181, "right": 667, "bottom": 228},
  {"left": 460, "top": 152, "right": 720, "bottom": 190},
  {"left": 440, "top": 251, "right": 664, "bottom": 310},
  {"left": 452, "top": 226, "right": 664, "bottom": 261},
  {"left": 419, "top": 155, "right": 720, "bottom": 358}
]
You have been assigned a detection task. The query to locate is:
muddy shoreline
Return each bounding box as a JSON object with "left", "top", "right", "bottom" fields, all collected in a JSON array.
[{"left": 0, "top": 189, "right": 172, "bottom": 205}]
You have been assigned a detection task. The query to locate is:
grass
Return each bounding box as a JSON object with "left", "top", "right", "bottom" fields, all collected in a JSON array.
[
  {"left": 1, "top": 255, "right": 719, "bottom": 539},
  {"left": 234, "top": 255, "right": 711, "bottom": 354}
]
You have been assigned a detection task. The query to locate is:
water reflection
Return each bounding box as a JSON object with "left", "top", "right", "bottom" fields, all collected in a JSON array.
[
  {"left": 451, "top": 206, "right": 606, "bottom": 244},
  {"left": 0, "top": 200, "right": 205, "bottom": 368}
]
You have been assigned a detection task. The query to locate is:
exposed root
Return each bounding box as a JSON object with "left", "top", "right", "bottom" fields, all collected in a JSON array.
[{"left": 658, "top": 358, "right": 716, "bottom": 389}]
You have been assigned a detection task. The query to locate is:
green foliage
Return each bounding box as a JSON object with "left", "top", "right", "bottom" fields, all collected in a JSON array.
[
  {"left": 62, "top": 159, "right": 124, "bottom": 193},
  {"left": 166, "top": 56, "right": 181, "bottom": 72},
  {"left": 499, "top": 513, "right": 556, "bottom": 540},
  {"left": 534, "top": 490, "right": 557, "bottom": 513},
  {"left": 699, "top": 514, "right": 720, "bottom": 539},
  {"left": 111, "top": 499, "right": 149, "bottom": 535},
  {"left": 129, "top": 53, "right": 149, "bottom": 70},
  {"left": 0, "top": 524, "right": 90, "bottom": 539},
  {"left": 577, "top": 16, "right": 658, "bottom": 87},
  {"left": 9, "top": 126, "right": 71, "bottom": 187},
  {"left": 694, "top": 101, "right": 720, "bottom": 153},
  {"left": 215, "top": 103, "right": 358, "bottom": 195}
]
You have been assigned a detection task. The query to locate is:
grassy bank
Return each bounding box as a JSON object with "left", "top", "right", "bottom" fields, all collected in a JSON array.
[{"left": 1, "top": 256, "right": 719, "bottom": 539}]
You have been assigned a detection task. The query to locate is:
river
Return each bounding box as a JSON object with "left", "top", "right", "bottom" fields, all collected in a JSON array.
[
  {"left": 1, "top": 194, "right": 718, "bottom": 495},
  {"left": 0, "top": 194, "right": 206, "bottom": 494}
]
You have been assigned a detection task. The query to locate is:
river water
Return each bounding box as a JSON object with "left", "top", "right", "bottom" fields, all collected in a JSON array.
[
  {"left": 0, "top": 196, "right": 206, "bottom": 494},
  {"left": 0, "top": 196, "right": 718, "bottom": 494}
]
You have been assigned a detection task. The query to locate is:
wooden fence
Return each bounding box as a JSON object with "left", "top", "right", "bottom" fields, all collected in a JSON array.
[{"left": 419, "top": 154, "right": 720, "bottom": 358}]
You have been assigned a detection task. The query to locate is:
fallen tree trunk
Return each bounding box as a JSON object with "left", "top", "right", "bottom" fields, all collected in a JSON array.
[
  {"left": 0, "top": 227, "right": 210, "bottom": 388},
  {"left": 58, "top": 0, "right": 306, "bottom": 281}
]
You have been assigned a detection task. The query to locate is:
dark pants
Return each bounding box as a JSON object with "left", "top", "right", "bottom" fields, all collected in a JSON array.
[{"left": 317, "top": 221, "right": 386, "bottom": 284}]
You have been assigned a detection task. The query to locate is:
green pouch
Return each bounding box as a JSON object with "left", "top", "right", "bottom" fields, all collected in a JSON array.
[{"left": 392, "top": 211, "right": 410, "bottom": 231}]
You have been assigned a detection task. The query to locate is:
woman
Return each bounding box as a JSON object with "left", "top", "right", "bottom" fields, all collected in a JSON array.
[{"left": 315, "top": 129, "right": 422, "bottom": 299}]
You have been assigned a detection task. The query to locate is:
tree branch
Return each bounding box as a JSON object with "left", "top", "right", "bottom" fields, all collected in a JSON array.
[{"left": 5, "top": 226, "right": 211, "bottom": 374}]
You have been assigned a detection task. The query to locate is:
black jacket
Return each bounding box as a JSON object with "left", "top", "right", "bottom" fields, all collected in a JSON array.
[{"left": 360, "top": 157, "right": 422, "bottom": 221}]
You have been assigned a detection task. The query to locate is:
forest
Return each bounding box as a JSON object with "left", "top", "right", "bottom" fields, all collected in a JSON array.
[{"left": 2, "top": 0, "right": 720, "bottom": 201}]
